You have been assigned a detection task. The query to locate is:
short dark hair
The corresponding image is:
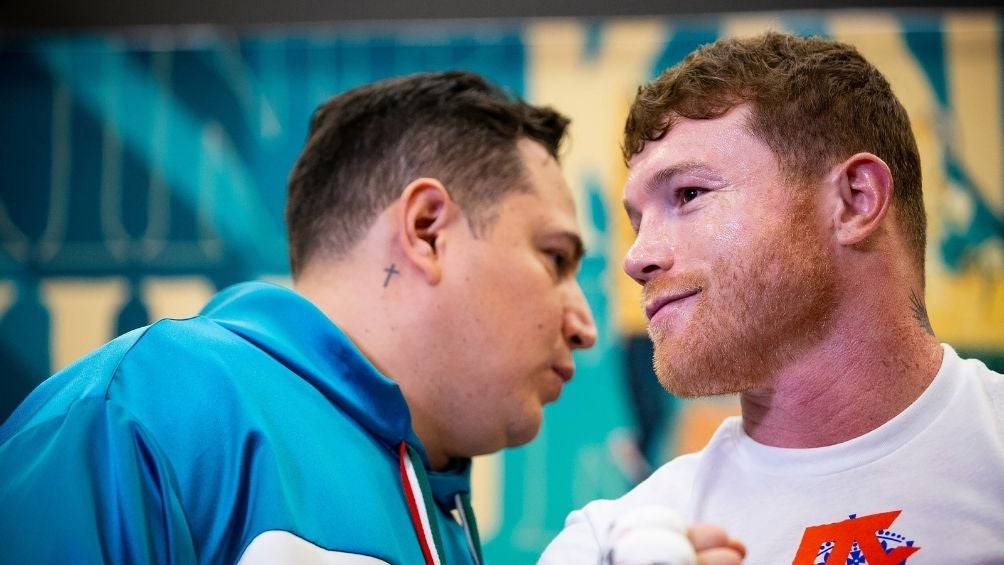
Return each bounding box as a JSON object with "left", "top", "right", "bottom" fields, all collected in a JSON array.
[
  {"left": 286, "top": 70, "right": 570, "bottom": 277},
  {"left": 624, "top": 32, "right": 926, "bottom": 271}
]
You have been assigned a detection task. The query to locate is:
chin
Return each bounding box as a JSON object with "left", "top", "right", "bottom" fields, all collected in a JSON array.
[
  {"left": 653, "top": 341, "right": 774, "bottom": 397},
  {"left": 507, "top": 414, "right": 543, "bottom": 448}
]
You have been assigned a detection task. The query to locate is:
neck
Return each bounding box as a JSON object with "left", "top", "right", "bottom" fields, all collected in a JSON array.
[
  {"left": 294, "top": 254, "right": 452, "bottom": 470},
  {"left": 741, "top": 284, "right": 943, "bottom": 448}
]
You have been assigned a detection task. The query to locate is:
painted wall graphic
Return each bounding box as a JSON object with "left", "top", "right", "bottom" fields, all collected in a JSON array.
[{"left": 1, "top": 10, "right": 1002, "bottom": 562}]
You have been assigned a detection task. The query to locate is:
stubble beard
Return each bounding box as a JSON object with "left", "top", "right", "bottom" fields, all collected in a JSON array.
[{"left": 648, "top": 206, "right": 839, "bottom": 397}]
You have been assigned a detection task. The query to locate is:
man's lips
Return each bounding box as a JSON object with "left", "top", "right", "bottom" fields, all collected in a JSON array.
[
  {"left": 552, "top": 365, "right": 574, "bottom": 383},
  {"left": 645, "top": 289, "right": 701, "bottom": 320}
]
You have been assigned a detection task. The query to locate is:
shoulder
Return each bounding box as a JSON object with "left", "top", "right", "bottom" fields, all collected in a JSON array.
[
  {"left": 110, "top": 315, "right": 255, "bottom": 388},
  {"left": 942, "top": 344, "right": 1004, "bottom": 404},
  {"left": 1, "top": 312, "right": 253, "bottom": 448},
  {"left": 0, "top": 394, "right": 199, "bottom": 564},
  {"left": 940, "top": 344, "right": 1004, "bottom": 432},
  {"left": 0, "top": 322, "right": 156, "bottom": 444}
]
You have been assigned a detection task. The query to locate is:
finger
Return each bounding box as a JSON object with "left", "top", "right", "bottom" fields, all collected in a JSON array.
[
  {"left": 726, "top": 537, "right": 746, "bottom": 558},
  {"left": 696, "top": 547, "right": 745, "bottom": 565},
  {"left": 687, "top": 523, "right": 729, "bottom": 551},
  {"left": 689, "top": 523, "right": 746, "bottom": 562}
]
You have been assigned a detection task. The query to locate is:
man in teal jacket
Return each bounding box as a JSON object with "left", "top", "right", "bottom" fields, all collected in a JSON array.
[{"left": 0, "top": 71, "right": 598, "bottom": 564}]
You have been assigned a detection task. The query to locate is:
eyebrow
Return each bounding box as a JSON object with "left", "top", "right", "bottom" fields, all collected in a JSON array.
[{"left": 643, "top": 161, "right": 725, "bottom": 194}]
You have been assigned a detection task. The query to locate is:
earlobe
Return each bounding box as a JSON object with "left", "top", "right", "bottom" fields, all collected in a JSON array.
[
  {"left": 831, "top": 152, "right": 894, "bottom": 248},
  {"left": 397, "top": 178, "right": 456, "bottom": 285}
]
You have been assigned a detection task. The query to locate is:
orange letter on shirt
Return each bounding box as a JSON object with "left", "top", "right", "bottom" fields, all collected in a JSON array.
[{"left": 792, "top": 510, "right": 920, "bottom": 565}]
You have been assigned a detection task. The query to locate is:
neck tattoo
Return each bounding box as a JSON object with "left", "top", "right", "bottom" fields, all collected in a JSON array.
[
  {"left": 909, "top": 289, "right": 934, "bottom": 336},
  {"left": 383, "top": 263, "right": 400, "bottom": 287}
]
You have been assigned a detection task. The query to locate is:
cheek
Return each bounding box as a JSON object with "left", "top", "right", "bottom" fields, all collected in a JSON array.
[
  {"left": 710, "top": 217, "right": 746, "bottom": 246},
  {"left": 674, "top": 218, "right": 741, "bottom": 268},
  {"left": 701, "top": 205, "right": 779, "bottom": 263},
  {"left": 522, "top": 293, "right": 565, "bottom": 339},
  {"left": 492, "top": 268, "right": 560, "bottom": 323}
]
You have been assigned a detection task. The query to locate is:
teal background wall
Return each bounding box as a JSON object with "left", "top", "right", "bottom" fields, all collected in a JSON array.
[{"left": 2, "top": 11, "right": 1002, "bottom": 562}]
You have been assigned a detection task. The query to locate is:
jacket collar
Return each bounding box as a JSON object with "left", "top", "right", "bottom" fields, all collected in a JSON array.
[{"left": 201, "top": 281, "right": 471, "bottom": 507}]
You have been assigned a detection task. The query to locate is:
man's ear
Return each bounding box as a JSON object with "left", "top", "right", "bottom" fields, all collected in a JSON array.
[
  {"left": 396, "top": 178, "right": 457, "bottom": 285},
  {"left": 830, "top": 152, "right": 894, "bottom": 248}
]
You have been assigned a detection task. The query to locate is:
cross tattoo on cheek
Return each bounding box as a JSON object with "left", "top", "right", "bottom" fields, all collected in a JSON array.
[{"left": 383, "top": 264, "right": 400, "bottom": 287}]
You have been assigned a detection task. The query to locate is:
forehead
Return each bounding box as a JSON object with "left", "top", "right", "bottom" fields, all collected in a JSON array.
[
  {"left": 624, "top": 105, "right": 777, "bottom": 194},
  {"left": 504, "top": 138, "right": 579, "bottom": 228}
]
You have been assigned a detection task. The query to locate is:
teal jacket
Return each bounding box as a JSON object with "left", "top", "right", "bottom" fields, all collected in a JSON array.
[{"left": 0, "top": 282, "right": 480, "bottom": 564}]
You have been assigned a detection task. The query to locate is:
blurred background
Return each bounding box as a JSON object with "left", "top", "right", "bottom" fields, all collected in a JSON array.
[{"left": 2, "top": 1, "right": 1002, "bottom": 562}]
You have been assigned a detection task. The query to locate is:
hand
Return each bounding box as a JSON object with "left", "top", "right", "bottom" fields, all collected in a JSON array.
[
  {"left": 606, "top": 505, "right": 745, "bottom": 565},
  {"left": 688, "top": 523, "right": 746, "bottom": 565}
]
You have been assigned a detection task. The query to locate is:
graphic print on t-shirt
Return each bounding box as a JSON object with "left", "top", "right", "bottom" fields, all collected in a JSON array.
[{"left": 791, "top": 510, "right": 920, "bottom": 565}]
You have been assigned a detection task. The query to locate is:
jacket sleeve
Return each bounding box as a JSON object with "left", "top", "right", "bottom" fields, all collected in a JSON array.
[{"left": 0, "top": 397, "right": 198, "bottom": 565}]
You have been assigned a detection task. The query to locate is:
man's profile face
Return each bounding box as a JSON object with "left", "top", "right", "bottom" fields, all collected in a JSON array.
[
  {"left": 621, "top": 105, "right": 838, "bottom": 396},
  {"left": 427, "top": 138, "right": 597, "bottom": 457}
]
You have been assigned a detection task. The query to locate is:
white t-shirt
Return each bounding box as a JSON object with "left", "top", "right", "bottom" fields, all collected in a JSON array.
[{"left": 540, "top": 345, "right": 1004, "bottom": 564}]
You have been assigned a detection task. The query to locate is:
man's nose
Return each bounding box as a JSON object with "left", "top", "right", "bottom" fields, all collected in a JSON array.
[
  {"left": 564, "top": 284, "right": 597, "bottom": 350},
  {"left": 623, "top": 222, "right": 674, "bottom": 285}
]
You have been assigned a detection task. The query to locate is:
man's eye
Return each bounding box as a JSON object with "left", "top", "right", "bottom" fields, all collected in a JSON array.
[
  {"left": 680, "top": 187, "right": 705, "bottom": 204},
  {"left": 546, "top": 250, "right": 575, "bottom": 277}
]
